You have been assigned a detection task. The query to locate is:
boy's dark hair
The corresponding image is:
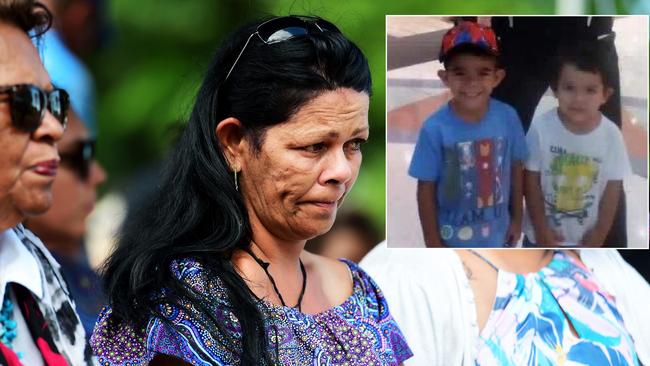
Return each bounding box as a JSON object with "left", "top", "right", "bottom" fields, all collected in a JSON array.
[
  {"left": 443, "top": 43, "right": 500, "bottom": 69},
  {"left": 0, "top": 0, "right": 52, "bottom": 37},
  {"left": 550, "top": 42, "right": 614, "bottom": 91}
]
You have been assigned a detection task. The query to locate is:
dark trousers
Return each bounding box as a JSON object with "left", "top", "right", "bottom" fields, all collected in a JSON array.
[{"left": 491, "top": 17, "right": 627, "bottom": 247}]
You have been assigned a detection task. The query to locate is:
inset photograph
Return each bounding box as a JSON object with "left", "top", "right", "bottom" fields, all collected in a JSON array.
[{"left": 386, "top": 16, "right": 649, "bottom": 248}]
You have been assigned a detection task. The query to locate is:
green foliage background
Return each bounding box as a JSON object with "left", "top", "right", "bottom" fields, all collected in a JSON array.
[{"left": 90, "top": 0, "right": 641, "bottom": 237}]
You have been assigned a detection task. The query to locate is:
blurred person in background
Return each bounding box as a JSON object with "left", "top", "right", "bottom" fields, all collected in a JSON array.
[
  {"left": 38, "top": 0, "right": 99, "bottom": 136},
  {"left": 0, "top": 0, "right": 95, "bottom": 364},
  {"left": 24, "top": 0, "right": 107, "bottom": 340},
  {"left": 362, "top": 245, "right": 649, "bottom": 365},
  {"left": 46, "top": 0, "right": 103, "bottom": 58},
  {"left": 25, "top": 110, "right": 106, "bottom": 340},
  {"left": 306, "top": 210, "right": 381, "bottom": 263},
  {"left": 91, "top": 15, "right": 411, "bottom": 366}
]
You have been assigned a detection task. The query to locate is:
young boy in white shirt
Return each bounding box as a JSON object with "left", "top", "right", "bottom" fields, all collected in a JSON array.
[{"left": 524, "top": 44, "right": 630, "bottom": 247}]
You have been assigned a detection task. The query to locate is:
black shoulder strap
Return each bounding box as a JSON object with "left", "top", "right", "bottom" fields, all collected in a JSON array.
[{"left": 467, "top": 250, "right": 500, "bottom": 272}]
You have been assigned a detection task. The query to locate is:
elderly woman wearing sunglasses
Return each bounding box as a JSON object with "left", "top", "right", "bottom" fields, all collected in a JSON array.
[
  {"left": 0, "top": 0, "right": 96, "bottom": 365},
  {"left": 91, "top": 15, "right": 412, "bottom": 366}
]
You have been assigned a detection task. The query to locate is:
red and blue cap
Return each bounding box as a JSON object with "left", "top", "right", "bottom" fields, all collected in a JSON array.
[{"left": 439, "top": 21, "right": 499, "bottom": 62}]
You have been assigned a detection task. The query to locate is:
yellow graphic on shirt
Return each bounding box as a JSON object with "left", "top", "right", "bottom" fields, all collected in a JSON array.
[{"left": 550, "top": 153, "right": 599, "bottom": 212}]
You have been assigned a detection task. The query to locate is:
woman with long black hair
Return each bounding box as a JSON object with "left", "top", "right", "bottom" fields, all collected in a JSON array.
[{"left": 90, "top": 15, "right": 412, "bottom": 365}]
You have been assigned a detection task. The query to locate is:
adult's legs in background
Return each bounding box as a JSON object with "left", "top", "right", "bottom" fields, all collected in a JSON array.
[{"left": 598, "top": 33, "right": 627, "bottom": 247}]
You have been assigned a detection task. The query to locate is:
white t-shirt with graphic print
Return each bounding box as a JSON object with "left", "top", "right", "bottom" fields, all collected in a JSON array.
[{"left": 523, "top": 109, "right": 630, "bottom": 246}]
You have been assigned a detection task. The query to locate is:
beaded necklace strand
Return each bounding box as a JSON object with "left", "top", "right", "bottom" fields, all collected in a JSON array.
[{"left": 0, "top": 289, "right": 22, "bottom": 359}]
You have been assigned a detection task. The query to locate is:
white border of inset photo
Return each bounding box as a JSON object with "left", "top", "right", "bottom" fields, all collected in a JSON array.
[{"left": 386, "top": 15, "right": 649, "bottom": 249}]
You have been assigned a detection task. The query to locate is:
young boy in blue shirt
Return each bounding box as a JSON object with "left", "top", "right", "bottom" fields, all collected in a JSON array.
[{"left": 409, "top": 22, "right": 528, "bottom": 247}]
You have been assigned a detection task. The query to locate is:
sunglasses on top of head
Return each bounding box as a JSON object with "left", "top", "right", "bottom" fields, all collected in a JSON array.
[
  {"left": 59, "top": 139, "right": 96, "bottom": 181},
  {"left": 224, "top": 15, "right": 341, "bottom": 81},
  {"left": 0, "top": 84, "right": 69, "bottom": 132}
]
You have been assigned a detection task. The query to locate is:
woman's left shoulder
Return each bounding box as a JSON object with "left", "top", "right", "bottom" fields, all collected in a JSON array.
[
  {"left": 308, "top": 254, "right": 389, "bottom": 310},
  {"left": 304, "top": 253, "right": 414, "bottom": 362},
  {"left": 304, "top": 253, "right": 375, "bottom": 290},
  {"left": 339, "top": 257, "right": 379, "bottom": 292},
  {"left": 303, "top": 252, "right": 356, "bottom": 300}
]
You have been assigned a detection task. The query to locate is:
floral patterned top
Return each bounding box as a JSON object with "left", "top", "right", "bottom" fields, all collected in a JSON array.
[
  {"left": 90, "top": 258, "right": 412, "bottom": 365},
  {"left": 475, "top": 250, "right": 640, "bottom": 366}
]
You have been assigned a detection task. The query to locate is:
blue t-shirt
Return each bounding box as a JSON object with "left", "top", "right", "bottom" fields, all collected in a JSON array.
[{"left": 408, "top": 99, "right": 528, "bottom": 247}]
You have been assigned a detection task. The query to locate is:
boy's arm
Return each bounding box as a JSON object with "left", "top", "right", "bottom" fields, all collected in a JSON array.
[
  {"left": 524, "top": 170, "right": 560, "bottom": 246},
  {"left": 416, "top": 181, "right": 443, "bottom": 248},
  {"left": 580, "top": 180, "right": 621, "bottom": 247},
  {"left": 506, "top": 161, "right": 524, "bottom": 245}
]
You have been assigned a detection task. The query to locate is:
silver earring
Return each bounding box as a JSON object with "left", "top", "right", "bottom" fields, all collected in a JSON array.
[{"left": 234, "top": 170, "right": 239, "bottom": 191}]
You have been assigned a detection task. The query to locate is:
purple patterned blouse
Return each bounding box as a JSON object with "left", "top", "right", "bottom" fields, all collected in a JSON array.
[{"left": 91, "top": 258, "right": 412, "bottom": 365}]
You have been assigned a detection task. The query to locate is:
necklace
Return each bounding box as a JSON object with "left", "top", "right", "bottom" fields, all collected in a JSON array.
[
  {"left": 246, "top": 249, "right": 307, "bottom": 312},
  {"left": 0, "top": 289, "right": 19, "bottom": 356},
  {"left": 467, "top": 249, "right": 554, "bottom": 273}
]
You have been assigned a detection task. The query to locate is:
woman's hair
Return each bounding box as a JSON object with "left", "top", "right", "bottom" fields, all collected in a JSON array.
[
  {"left": 0, "top": 0, "right": 51, "bottom": 37},
  {"left": 102, "top": 16, "right": 371, "bottom": 364}
]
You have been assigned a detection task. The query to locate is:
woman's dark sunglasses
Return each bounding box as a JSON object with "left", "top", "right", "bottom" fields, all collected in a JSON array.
[
  {"left": 224, "top": 15, "right": 341, "bottom": 81},
  {"left": 0, "top": 84, "right": 69, "bottom": 132},
  {"left": 60, "top": 139, "right": 95, "bottom": 180}
]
